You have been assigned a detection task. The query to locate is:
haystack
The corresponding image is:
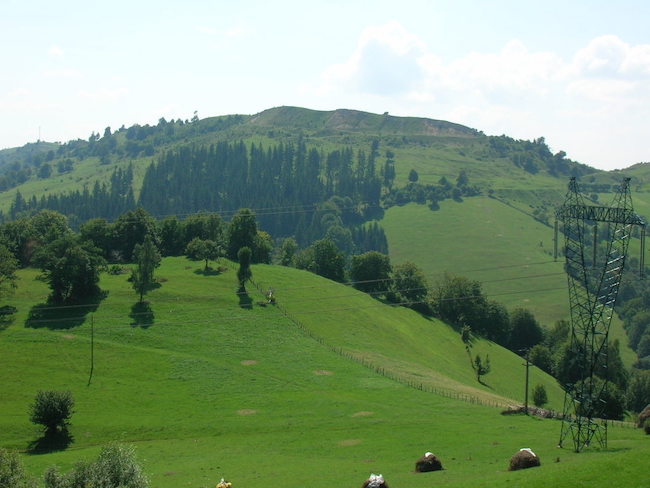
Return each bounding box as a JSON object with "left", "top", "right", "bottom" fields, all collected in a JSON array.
[
  {"left": 415, "top": 451, "right": 443, "bottom": 472},
  {"left": 508, "top": 448, "right": 541, "bottom": 471},
  {"left": 637, "top": 404, "right": 650, "bottom": 427},
  {"left": 361, "top": 473, "right": 389, "bottom": 488}
]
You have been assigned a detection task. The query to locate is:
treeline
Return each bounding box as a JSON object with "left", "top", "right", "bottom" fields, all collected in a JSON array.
[
  {"left": 4, "top": 139, "right": 390, "bottom": 255},
  {"left": 0, "top": 115, "right": 247, "bottom": 193},
  {"left": 383, "top": 170, "right": 480, "bottom": 209},
  {"left": 620, "top": 276, "right": 650, "bottom": 370},
  {"left": 8, "top": 165, "right": 135, "bottom": 224},
  {"left": 138, "top": 139, "right": 384, "bottom": 239},
  {"left": 487, "top": 135, "right": 594, "bottom": 177}
]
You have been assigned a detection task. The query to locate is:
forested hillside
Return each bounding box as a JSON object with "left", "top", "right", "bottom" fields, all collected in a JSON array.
[{"left": 1, "top": 106, "right": 649, "bottom": 406}]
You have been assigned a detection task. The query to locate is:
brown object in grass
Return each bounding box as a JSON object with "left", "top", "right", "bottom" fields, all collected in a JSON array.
[
  {"left": 508, "top": 448, "right": 541, "bottom": 471},
  {"left": 415, "top": 452, "right": 443, "bottom": 472}
]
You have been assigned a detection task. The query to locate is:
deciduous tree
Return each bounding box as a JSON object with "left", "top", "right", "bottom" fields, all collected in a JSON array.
[
  {"left": 33, "top": 235, "right": 106, "bottom": 304},
  {"left": 350, "top": 251, "right": 391, "bottom": 295},
  {"left": 186, "top": 238, "right": 222, "bottom": 271},
  {"left": 237, "top": 246, "right": 252, "bottom": 292},
  {"left": 227, "top": 209, "right": 257, "bottom": 260},
  {"left": 29, "top": 390, "right": 74, "bottom": 434},
  {"left": 130, "top": 235, "right": 161, "bottom": 303}
]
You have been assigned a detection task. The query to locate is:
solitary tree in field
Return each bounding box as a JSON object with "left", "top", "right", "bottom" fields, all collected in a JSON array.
[
  {"left": 474, "top": 354, "right": 491, "bottom": 383},
  {"left": 227, "top": 209, "right": 257, "bottom": 260},
  {"left": 131, "top": 235, "right": 161, "bottom": 303},
  {"left": 532, "top": 384, "right": 548, "bottom": 407},
  {"left": 237, "top": 246, "right": 252, "bottom": 292},
  {"left": 186, "top": 238, "right": 222, "bottom": 271},
  {"left": 32, "top": 234, "right": 106, "bottom": 304},
  {"left": 29, "top": 390, "right": 74, "bottom": 434}
]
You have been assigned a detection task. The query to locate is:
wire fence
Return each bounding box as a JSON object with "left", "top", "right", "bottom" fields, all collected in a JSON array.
[{"left": 250, "top": 277, "right": 639, "bottom": 430}]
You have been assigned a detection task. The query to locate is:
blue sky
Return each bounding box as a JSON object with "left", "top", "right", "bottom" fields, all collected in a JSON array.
[{"left": 2, "top": 0, "right": 649, "bottom": 170}]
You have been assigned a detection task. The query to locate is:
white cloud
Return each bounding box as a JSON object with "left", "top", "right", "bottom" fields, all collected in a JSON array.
[
  {"left": 311, "top": 25, "right": 650, "bottom": 168},
  {"left": 572, "top": 35, "right": 650, "bottom": 79},
  {"left": 318, "top": 21, "right": 428, "bottom": 96},
  {"left": 48, "top": 45, "right": 64, "bottom": 57}
]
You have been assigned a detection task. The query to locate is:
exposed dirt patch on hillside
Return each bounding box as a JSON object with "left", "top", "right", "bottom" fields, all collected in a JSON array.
[
  {"left": 237, "top": 409, "right": 257, "bottom": 416},
  {"left": 240, "top": 360, "right": 258, "bottom": 366},
  {"left": 314, "top": 370, "right": 333, "bottom": 375},
  {"left": 338, "top": 439, "right": 361, "bottom": 446},
  {"left": 352, "top": 411, "right": 374, "bottom": 417}
]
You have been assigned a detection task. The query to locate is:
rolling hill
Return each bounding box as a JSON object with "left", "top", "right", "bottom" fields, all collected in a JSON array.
[
  {"left": 1, "top": 257, "right": 647, "bottom": 488},
  {"left": 1, "top": 106, "right": 649, "bottom": 486},
  {"left": 0, "top": 105, "right": 645, "bottom": 362}
]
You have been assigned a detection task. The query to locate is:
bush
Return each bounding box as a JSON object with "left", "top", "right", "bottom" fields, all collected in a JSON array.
[
  {"left": 29, "top": 390, "right": 74, "bottom": 434},
  {"left": 532, "top": 384, "right": 548, "bottom": 407},
  {"left": 0, "top": 448, "right": 35, "bottom": 488},
  {"left": 44, "top": 443, "right": 148, "bottom": 488}
]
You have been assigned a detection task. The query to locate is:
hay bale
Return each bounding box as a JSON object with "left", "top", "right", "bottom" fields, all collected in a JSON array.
[
  {"left": 415, "top": 451, "right": 443, "bottom": 472},
  {"left": 637, "top": 404, "right": 650, "bottom": 427},
  {"left": 508, "top": 448, "right": 541, "bottom": 471},
  {"left": 361, "top": 473, "right": 389, "bottom": 488},
  {"left": 644, "top": 419, "right": 650, "bottom": 435}
]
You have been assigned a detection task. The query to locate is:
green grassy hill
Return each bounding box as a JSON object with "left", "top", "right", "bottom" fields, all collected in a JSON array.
[
  {"left": 1, "top": 258, "right": 648, "bottom": 488},
  {"left": 380, "top": 197, "right": 638, "bottom": 366}
]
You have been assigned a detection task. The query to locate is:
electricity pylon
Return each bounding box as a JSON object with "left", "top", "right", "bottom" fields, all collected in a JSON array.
[{"left": 556, "top": 177, "right": 645, "bottom": 452}]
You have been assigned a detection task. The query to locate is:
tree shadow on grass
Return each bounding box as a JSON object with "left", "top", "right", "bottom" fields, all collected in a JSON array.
[
  {"left": 25, "top": 291, "right": 107, "bottom": 330},
  {"left": 27, "top": 429, "right": 74, "bottom": 454},
  {"left": 478, "top": 378, "right": 493, "bottom": 389},
  {"left": 237, "top": 288, "right": 253, "bottom": 309},
  {"left": 129, "top": 301, "right": 155, "bottom": 328},
  {"left": 194, "top": 266, "right": 222, "bottom": 276}
]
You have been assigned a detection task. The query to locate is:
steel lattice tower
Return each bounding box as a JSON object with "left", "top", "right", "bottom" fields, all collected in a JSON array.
[{"left": 556, "top": 177, "right": 645, "bottom": 452}]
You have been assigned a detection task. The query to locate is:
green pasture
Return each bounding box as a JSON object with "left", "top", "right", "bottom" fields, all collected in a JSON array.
[
  {"left": 381, "top": 198, "right": 637, "bottom": 366},
  {"left": 1, "top": 258, "right": 647, "bottom": 488}
]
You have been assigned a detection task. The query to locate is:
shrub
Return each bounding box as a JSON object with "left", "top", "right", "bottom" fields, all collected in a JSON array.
[
  {"left": 44, "top": 443, "right": 148, "bottom": 488},
  {"left": 532, "top": 384, "right": 548, "bottom": 407},
  {"left": 0, "top": 448, "right": 35, "bottom": 488},
  {"left": 29, "top": 390, "right": 74, "bottom": 434}
]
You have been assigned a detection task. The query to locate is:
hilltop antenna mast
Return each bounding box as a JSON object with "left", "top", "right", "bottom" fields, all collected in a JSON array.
[{"left": 556, "top": 177, "right": 645, "bottom": 452}]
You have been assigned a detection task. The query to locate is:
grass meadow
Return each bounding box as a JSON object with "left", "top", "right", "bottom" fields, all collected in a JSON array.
[
  {"left": 1, "top": 257, "right": 648, "bottom": 488},
  {"left": 380, "top": 198, "right": 638, "bottom": 367}
]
